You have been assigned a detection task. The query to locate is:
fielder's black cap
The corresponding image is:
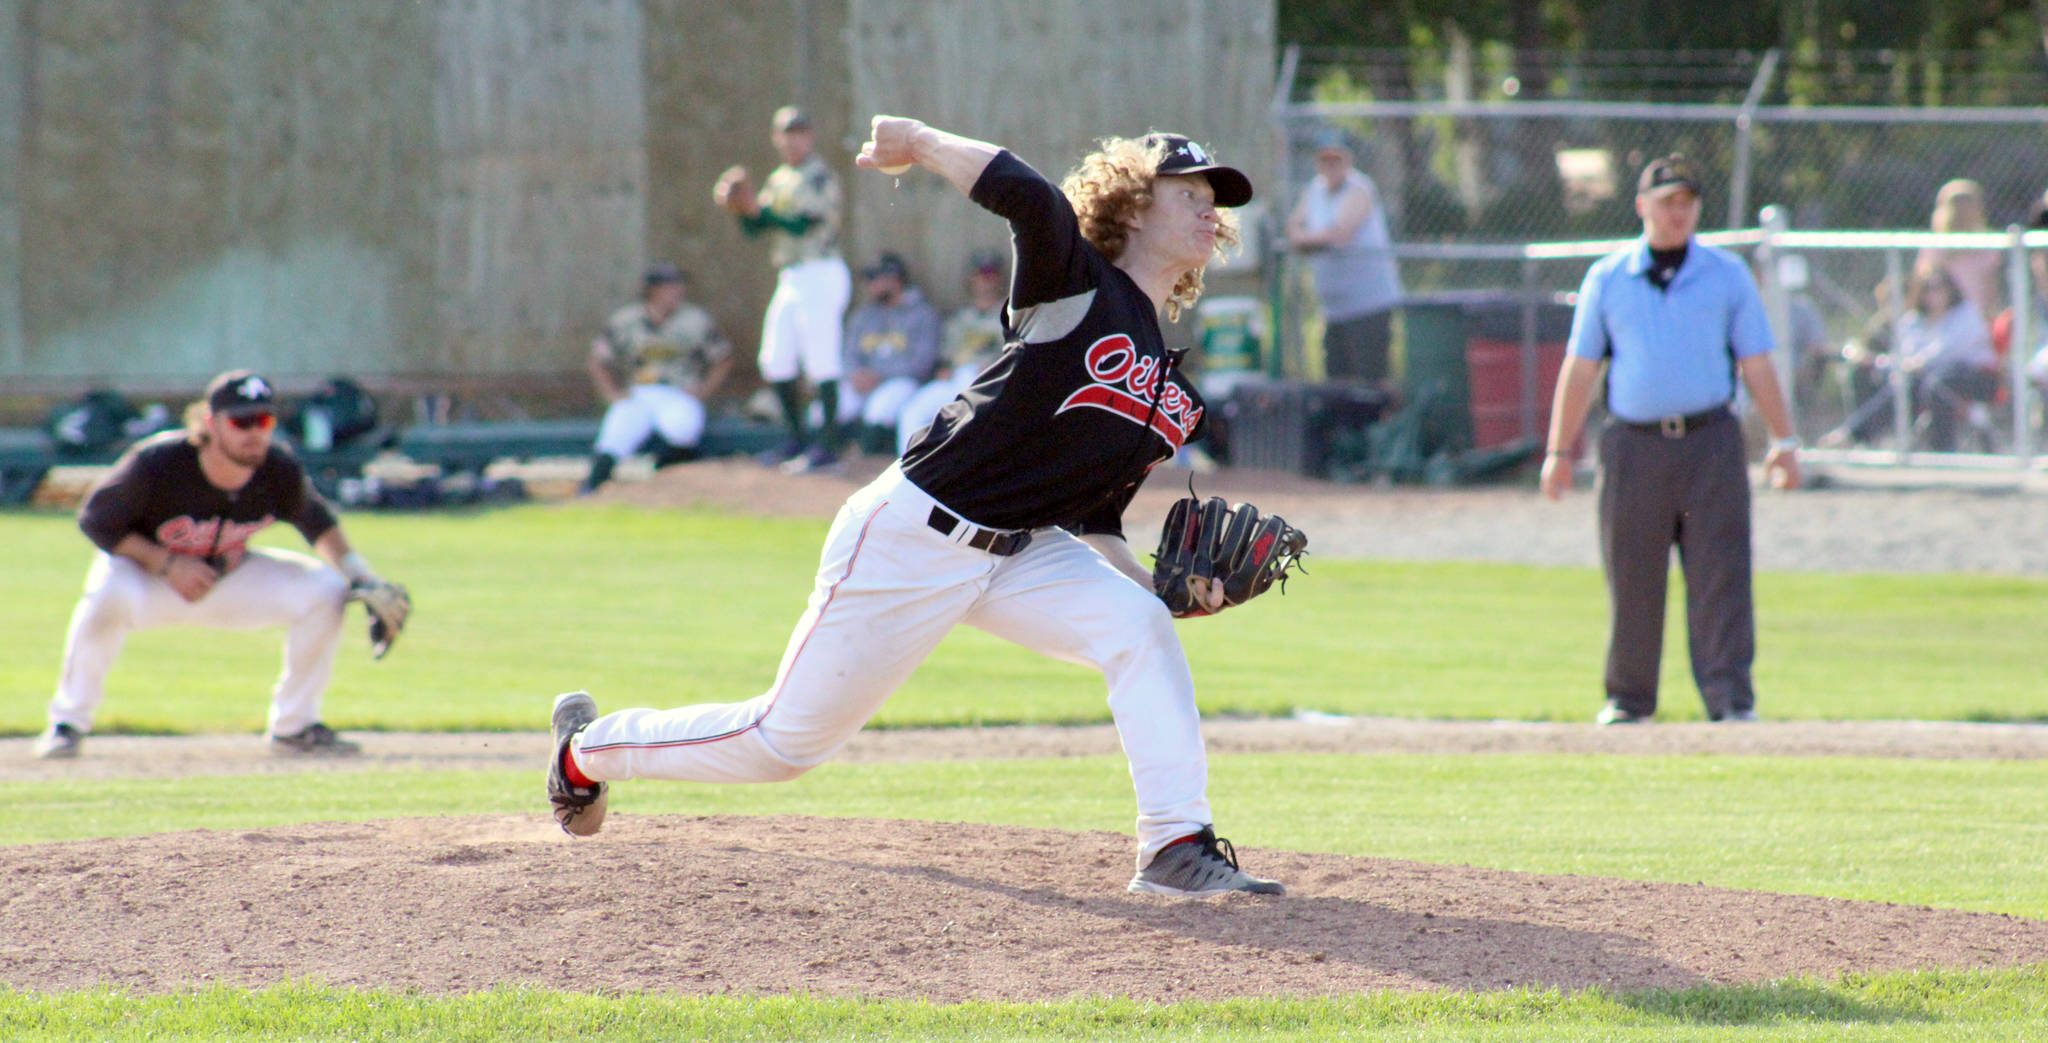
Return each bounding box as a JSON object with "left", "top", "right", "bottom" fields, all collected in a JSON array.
[
  {"left": 642, "top": 262, "right": 685, "bottom": 288},
  {"left": 772, "top": 105, "right": 811, "bottom": 132},
  {"left": 863, "top": 251, "right": 909, "bottom": 281},
  {"left": 1145, "top": 133, "right": 1254, "bottom": 208},
  {"left": 205, "top": 369, "right": 276, "bottom": 418},
  {"left": 968, "top": 248, "right": 1004, "bottom": 274},
  {"left": 1638, "top": 153, "right": 1703, "bottom": 199}
]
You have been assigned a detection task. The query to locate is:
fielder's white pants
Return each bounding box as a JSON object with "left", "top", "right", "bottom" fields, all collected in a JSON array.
[
  {"left": 895, "top": 370, "right": 977, "bottom": 454},
  {"left": 595, "top": 384, "right": 707, "bottom": 457},
  {"left": 48, "top": 548, "right": 351, "bottom": 737},
  {"left": 807, "top": 375, "right": 920, "bottom": 428},
  {"left": 757, "top": 257, "right": 851, "bottom": 383},
  {"left": 574, "top": 463, "right": 1212, "bottom": 867}
]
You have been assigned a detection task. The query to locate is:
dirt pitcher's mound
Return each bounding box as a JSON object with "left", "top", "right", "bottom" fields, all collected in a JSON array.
[{"left": 6, "top": 814, "right": 2046, "bottom": 999}]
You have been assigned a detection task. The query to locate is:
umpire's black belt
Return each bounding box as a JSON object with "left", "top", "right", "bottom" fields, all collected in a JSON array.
[
  {"left": 1613, "top": 405, "right": 1731, "bottom": 439},
  {"left": 928, "top": 506, "right": 1034, "bottom": 556}
]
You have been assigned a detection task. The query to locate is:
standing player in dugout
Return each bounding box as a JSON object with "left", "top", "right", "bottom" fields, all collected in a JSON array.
[
  {"left": 33, "top": 370, "right": 410, "bottom": 760},
  {"left": 548, "top": 114, "right": 1290, "bottom": 898}
]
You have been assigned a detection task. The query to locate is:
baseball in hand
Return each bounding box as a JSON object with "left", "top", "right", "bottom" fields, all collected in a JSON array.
[{"left": 876, "top": 162, "right": 912, "bottom": 176}]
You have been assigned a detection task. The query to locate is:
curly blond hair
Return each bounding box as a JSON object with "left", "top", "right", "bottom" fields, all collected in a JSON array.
[{"left": 1061, "top": 136, "right": 1241, "bottom": 322}]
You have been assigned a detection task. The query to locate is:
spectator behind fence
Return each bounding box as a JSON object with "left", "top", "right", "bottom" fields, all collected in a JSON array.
[
  {"left": 1829, "top": 267, "right": 1997, "bottom": 451},
  {"left": 1285, "top": 129, "right": 1402, "bottom": 384},
  {"left": 896, "top": 248, "right": 1009, "bottom": 455},
  {"left": 1914, "top": 178, "right": 2003, "bottom": 326},
  {"left": 582, "top": 263, "right": 733, "bottom": 494},
  {"left": 834, "top": 251, "right": 940, "bottom": 456}
]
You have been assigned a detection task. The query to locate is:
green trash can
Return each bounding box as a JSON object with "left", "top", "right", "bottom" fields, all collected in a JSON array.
[{"left": 1397, "top": 295, "right": 1476, "bottom": 454}]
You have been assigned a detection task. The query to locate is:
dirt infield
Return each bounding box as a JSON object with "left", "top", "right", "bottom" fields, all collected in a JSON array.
[
  {"left": 7, "top": 815, "right": 2048, "bottom": 999},
  {"left": 7, "top": 459, "right": 2047, "bottom": 999}
]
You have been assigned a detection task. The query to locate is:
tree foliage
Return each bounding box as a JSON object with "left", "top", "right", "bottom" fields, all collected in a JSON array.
[{"left": 1280, "top": 0, "right": 2046, "bottom": 60}]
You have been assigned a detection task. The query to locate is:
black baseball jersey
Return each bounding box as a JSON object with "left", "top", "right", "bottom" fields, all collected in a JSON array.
[
  {"left": 900, "top": 150, "right": 1207, "bottom": 537},
  {"left": 77, "top": 431, "right": 340, "bottom": 569}
]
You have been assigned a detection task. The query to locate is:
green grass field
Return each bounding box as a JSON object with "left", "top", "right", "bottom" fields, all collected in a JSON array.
[
  {"left": 2, "top": 505, "right": 2042, "bottom": 735},
  {"left": 3, "top": 503, "right": 2045, "bottom": 1041}
]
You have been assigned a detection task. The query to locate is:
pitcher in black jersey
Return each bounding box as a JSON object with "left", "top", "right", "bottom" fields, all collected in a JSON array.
[
  {"left": 35, "top": 370, "right": 404, "bottom": 760},
  {"left": 548, "top": 116, "right": 1283, "bottom": 898}
]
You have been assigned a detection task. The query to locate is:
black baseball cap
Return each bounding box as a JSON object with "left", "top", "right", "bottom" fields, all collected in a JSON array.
[
  {"left": 205, "top": 370, "right": 276, "bottom": 418},
  {"left": 864, "top": 252, "right": 909, "bottom": 281},
  {"left": 1638, "top": 154, "right": 1702, "bottom": 199},
  {"left": 1145, "top": 134, "right": 1254, "bottom": 208},
  {"left": 968, "top": 248, "right": 1004, "bottom": 274},
  {"left": 643, "top": 262, "right": 685, "bottom": 288},
  {"left": 772, "top": 105, "right": 811, "bottom": 132}
]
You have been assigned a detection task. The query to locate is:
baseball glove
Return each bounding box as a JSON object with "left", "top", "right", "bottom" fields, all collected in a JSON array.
[
  {"left": 349, "top": 578, "right": 411, "bottom": 659},
  {"left": 713, "top": 165, "right": 756, "bottom": 215},
  {"left": 1150, "top": 496, "right": 1309, "bottom": 618}
]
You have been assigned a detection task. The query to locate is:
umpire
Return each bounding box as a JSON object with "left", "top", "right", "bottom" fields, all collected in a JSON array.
[{"left": 1541, "top": 154, "right": 1800, "bottom": 725}]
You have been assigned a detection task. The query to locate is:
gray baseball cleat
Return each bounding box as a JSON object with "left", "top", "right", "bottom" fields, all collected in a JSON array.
[
  {"left": 34, "top": 723, "right": 82, "bottom": 759},
  {"left": 547, "top": 691, "right": 607, "bottom": 837},
  {"left": 1128, "top": 826, "right": 1285, "bottom": 897},
  {"left": 269, "top": 722, "right": 361, "bottom": 756}
]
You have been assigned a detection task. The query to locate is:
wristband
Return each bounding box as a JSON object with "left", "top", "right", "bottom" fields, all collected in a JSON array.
[
  {"left": 338, "top": 551, "right": 376, "bottom": 586},
  {"left": 1769, "top": 436, "right": 1801, "bottom": 453}
]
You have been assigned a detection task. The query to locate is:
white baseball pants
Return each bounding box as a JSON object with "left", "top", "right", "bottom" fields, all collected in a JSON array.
[
  {"left": 757, "top": 257, "right": 851, "bottom": 383},
  {"left": 807, "top": 375, "right": 921, "bottom": 428},
  {"left": 574, "top": 463, "right": 1213, "bottom": 866},
  {"left": 595, "top": 384, "right": 707, "bottom": 456},
  {"left": 895, "top": 370, "right": 977, "bottom": 454},
  {"left": 48, "top": 548, "right": 351, "bottom": 737}
]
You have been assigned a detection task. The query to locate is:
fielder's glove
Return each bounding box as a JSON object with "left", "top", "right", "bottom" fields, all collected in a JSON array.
[
  {"left": 713, "top": 166, "right": 756, "bottom": 215},
  {"left": 349, "top": 578, "right": 411, "bottom": 659},
  {"left": 1151, "top": 496, "right": 1308, "bottom": 618}
]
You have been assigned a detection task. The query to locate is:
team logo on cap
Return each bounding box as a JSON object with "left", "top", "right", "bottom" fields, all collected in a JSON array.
[
  {"left": 236, "top": 376, "right": 270, "bottom": 400},
  {"left": 1181, "top": 141, "right": 1210, "bottom": 164}
]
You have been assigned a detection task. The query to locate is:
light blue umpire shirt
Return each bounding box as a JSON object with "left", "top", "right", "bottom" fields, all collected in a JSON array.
[{"left": 1566, "top": 236, "right": 1775, "bottom": 423}]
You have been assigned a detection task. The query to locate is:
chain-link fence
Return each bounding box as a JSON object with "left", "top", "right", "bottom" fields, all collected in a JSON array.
[{"left": 1247, "top": 46, "right": 2048, "bottom": 473}]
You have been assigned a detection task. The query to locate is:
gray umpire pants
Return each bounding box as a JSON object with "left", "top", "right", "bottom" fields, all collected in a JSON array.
[{"left": 1595, "top": 409, "right": 1756, "bottom": 719}]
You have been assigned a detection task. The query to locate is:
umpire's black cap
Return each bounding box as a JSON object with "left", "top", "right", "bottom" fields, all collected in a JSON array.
[
  {"left": 1145, "top": 133, "right": 1254, "bottom": 208},
  {"left": 204, "top": 370, "right": 276, "bottom": 418},
  {"left": 1638, "top": 154, "right": 1703, "bottom": 199}
]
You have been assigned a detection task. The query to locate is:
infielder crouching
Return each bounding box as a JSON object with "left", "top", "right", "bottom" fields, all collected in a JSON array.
[
  {"left": 548, "top": 115, "right": 1284, "bottom": 898},
  {"left": 34, "top": 370, "right": 410, "bottom": 759}
]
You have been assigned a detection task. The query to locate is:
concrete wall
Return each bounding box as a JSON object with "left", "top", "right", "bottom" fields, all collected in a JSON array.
[
  {"left": 0, "top": 0, "right": 1274, "bottom": 396},
  {"left": 843, "top": 0, "right": 1276, "bottom": 311}
]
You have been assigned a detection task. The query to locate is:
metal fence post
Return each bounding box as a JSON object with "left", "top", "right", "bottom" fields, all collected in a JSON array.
[
  {"left": 1518, "top": 257, "right": 1540, "bottom": 440},
  {"left": 1883, "top": 249, "right": 1912, "bottom": 462},
  {"left": 2007, "top": 224, "right": 2034, "bottom": 463},
  {"left": 1727, "top": 49, "right": 1781, "bottom": 232},
  {"left": 1756, "top": 206, "right": 1796, "bottom": 438}
]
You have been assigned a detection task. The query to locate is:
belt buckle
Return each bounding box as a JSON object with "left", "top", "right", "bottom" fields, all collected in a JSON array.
[{"left": 1658, "top": 415, "right": 1685, "bottom": 439}]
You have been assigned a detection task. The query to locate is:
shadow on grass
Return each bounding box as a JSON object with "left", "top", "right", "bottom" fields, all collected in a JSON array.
[{"left": 1616, "top": 979, "right": 1929, "bottom": 1026}]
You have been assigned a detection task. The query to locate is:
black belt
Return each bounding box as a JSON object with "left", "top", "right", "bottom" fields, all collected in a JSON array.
[
  {"left": 1614, "top": 406, "right": 1730, "bottom": 439},
  {"left": 927, "top": 506, "right": 1034, "bottom": 556}
]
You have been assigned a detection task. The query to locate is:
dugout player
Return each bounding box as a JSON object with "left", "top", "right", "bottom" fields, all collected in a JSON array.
[
  {"left": 714, "top": 105, "right": 853, "bottom": 474},
  {"left": 33, "top": 370, "right": 403, "bottom": 759},
  {"left": 549, "top": 115, "right": 1286, "bottom": 898},
  {"left": 582, "top": 262, "right": 734, "bottom": 493}
]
